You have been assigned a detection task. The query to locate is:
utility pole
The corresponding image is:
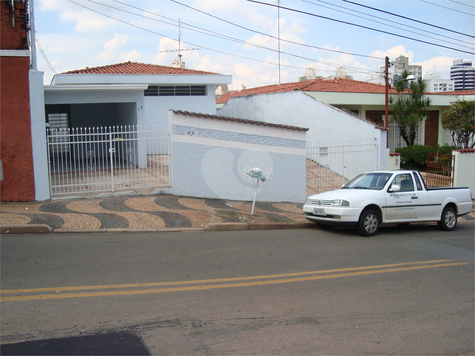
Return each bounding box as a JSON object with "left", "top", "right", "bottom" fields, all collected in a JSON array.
[
  {"left": 384, "top": 56, "right": 390, "bottom": 148},
  {"left": 277, "top": 0, "right": 281, "bottom": 85},
  {"left": 29, "top": 0, "right": 37, "bottom": 69}
]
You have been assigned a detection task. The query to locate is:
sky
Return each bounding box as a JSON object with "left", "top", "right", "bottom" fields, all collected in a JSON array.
[{"left": 33, "top": 0, "right": 475, "bottom": 89}]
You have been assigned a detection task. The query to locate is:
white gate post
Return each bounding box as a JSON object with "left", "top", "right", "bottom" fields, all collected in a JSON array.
[{"left": 109, "top": 130, "right": 115, "bottom": 192}]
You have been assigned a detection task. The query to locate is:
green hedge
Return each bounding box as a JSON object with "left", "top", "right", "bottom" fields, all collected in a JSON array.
[{"left": 396, "top": 145, "right": 453, "bottom": 170}]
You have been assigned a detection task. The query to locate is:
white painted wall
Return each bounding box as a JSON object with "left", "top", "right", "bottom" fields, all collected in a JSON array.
[
  {"left": 144, "top": 85, "right": 217, "bottom": 127},
  {"left": 217, "top": 91, "right": 382, "bottom": 143},
  {"left": 169, "top": 111, "right": 307, "bottom": 202},
  {"left": 29, "top": 70, "right": 50, "bottom": 201},
  {"left": 453, "top": 150, "right": 475, "bottom": 192}
]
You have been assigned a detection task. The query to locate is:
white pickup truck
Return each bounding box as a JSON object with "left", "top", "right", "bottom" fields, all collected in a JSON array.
[{"left": 303, "top": 170, "right": 472, "bottom": 236}]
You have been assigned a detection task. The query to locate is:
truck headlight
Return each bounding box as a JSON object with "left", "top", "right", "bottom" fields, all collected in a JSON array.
[{"left": 331, "top": 200, "right": 350, "bottom": 206}]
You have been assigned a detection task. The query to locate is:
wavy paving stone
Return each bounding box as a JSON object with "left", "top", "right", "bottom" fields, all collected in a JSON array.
[
  {"left": 177, "top": 198, "right": 213, "bottom": 211},
  {"left": 57, "top": 214, "right": 101, "bottom": 230},
  {"left": 118, "top": 212, "right": 166, "bottom": 229},
  {"left": 38, "top": 201, "right": 78, "bottom": 214},
  {"left": 152, "top": 195, "right": 192, "bottom": 210},
  {"left": 84, "top": 213, "right": 130, "bottom": 229},
  {"left": 0, "top": 203, "right": 44, "bottom": 214},
  {"left": 204, "top": 199, "right": 239, "bottom": 210},
  {"left": 98, "top": 198, "right": 138, "bottom": 212},
  {"left": 0, "top": 213, "right": 31, "bottom": 225},
  {"left": 27, "top": 214, "right": 65, "bottom": 229},
  {"left": 150, "top": 211, "right": 192, "bottom": 228},
  {"left": 67, "top": 200, "right": 164, "bottom": 229},
  {"left": 124, "top": 198, "right": 209, "bottom": 228}
]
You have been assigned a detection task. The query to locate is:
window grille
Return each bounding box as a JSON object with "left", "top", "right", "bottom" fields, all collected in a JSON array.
[{"left": 145, "top": 85, "right": 206, "bottom": 96}]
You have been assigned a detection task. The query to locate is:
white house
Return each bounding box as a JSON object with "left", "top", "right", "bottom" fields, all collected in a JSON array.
[{"left": 36, "top": 62, "right": 232, "bottom": 199}]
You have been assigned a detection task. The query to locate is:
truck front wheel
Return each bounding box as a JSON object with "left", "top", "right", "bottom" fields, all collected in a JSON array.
[
  {"left": 357, "top": 209, "right": 380, "bottom": 236},
  {"left": 438, "top": 206, "right": 457, "bottom": 231}
]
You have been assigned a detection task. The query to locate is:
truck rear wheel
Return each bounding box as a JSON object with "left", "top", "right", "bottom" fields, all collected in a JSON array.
[
  {"left": 438, "top": 206, "right": 457, "bottom": 231},
  {"left": 357, "top": 209, "right": 380, "bottom": 236}
]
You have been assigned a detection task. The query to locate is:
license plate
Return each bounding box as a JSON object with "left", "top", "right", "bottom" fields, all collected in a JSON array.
[{"left": 313, "top": 208, "right": 325, "bottom": 216}]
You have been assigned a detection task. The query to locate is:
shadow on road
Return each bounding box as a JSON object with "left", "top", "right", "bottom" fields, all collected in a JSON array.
[{"left": 0, "top": 331, "right": 150, "bottom": 355}]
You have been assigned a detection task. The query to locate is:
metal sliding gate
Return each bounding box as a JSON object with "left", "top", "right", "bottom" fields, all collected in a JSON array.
[
  {"left": 306, "top": 139, "right": 378, "bottom": 196},
  {"left": 47, "top": 125, "right": 171, "bottom": 197}
]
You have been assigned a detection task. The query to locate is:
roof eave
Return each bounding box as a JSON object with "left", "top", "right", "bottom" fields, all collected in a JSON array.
[{"left": 51, "top": 73, "right": 233, "bottom": 86}]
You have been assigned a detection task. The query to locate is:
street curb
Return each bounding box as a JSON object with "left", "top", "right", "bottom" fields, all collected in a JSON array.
[
  {"left": 1, "top": 224, "right": 53, "bottom": 234},
  {"left": 204, "top": 222, "right": 316, "bottom": 231}
]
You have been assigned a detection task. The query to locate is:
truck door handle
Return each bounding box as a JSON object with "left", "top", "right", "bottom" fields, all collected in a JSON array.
[{"left": 411, "top": 196, "right": 418, "bottom": 199}]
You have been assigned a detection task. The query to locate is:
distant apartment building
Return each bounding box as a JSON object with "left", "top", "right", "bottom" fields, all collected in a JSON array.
[
  {"left": 299, "top": 67, "right": 318, "bottom": 81},
  {"left": 335, "top": 67, "right": 353, "bottom": 80},
  {"left": 425, "top": 73, "right": 455, "bottom": 92},
  {"left": 392, "top": 55, "right": 423, "bottom": 83},
  {"left": 450, "top": 59, "right": 475, "bottom": 90},
  {"left": 379, "top": 55, "right": 423, "bottom": 85}
]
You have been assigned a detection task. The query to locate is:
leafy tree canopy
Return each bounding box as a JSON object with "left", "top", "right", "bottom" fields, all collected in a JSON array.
[
  {"left": 389, "top": 70, "right": 431, "bottom": 147},
  {"left": 441, "top": 100, "right": 475, "bottom": 149}
]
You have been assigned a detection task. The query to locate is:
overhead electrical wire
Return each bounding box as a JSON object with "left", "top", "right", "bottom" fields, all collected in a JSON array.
[
  {"left": 448, "top": 0, "right": 475, "bottom": 9},
  {"left": 35, "top": 36, "right": 57, "bottom": 74},
  {"left": 246, "top": 0, "right": 475, "bottom": 55},
  {"left": 342, "top": 0, "right": 475, "bottom": 38},
  {"left": 303, "top": 0, "right": 474, "bottom": 49},
  {"left": 167, "top": 0, "right": 382, "bottom": 60},
  {"left": 67, "top": 0, "right": 331, "bottom": 74},
  {"left": 79, "top": 0, "right": 379, "bottom": 76},
  {"left": 420, "top": 0, "right": 475, "bottom": 16}
]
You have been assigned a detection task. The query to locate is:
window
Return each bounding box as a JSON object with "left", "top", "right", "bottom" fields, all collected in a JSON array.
[
  {"left": 390, "top": 173, "right": 414, "bottom": 192},
  {"left": 144, "top": 85, "right": 206, "bottom": 96},
  {"left": 413, "top": 172, "right": 423, "bottom": 191},
  {"left": 47, "top": 113, "right": 70, "bottom": 154}
]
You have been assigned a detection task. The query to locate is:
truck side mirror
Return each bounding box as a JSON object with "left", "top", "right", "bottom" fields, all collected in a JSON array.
[{"left": 389, "top": 185, "right": 401, "bottom": 192}]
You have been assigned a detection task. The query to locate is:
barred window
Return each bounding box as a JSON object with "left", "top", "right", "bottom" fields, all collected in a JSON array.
[{"left": 145, "top": 85, "right": 206, "bottom": 96}]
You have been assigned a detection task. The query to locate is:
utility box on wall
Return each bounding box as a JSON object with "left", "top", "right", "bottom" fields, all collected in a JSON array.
[{"left": 169, "top": 110, "right": 308, "bottom": 203}]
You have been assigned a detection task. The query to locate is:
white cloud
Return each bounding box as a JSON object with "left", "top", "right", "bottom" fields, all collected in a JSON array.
[
  {"left": 413, "top": 56, "right": 456, "bottom": 78},
  {"left": 39, "top": 0, "right": 117, "bottom": 35},
  {"left": 100, "top": 34, "right": 129, "bottom": 62}
]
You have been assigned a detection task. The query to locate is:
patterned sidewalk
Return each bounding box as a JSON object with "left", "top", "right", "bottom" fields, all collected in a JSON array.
[
  {"left": 0, "top": 193, "right": 473, "bottom": 233},
  {"left": 0, "top": 194, "right": 308, "bottom": 232}
]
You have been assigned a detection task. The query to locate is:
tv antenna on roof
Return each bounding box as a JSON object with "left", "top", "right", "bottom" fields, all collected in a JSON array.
[{"left": 160, "top": 19, "right": 199, "bottom": 68}]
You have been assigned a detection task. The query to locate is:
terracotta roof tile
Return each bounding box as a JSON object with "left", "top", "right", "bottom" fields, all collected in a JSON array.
[
  {"left": 216, "top": 77, "right": 475, "bottom": 104},
  {"left": 216, "top": 77, "right": 399, "bottom": 104},
  {"left": 172, "top": 110, "right": 308, "bottom": 131},
  {"left": 429, "top": 89, "right": 475, "bottom": 95},
  {"left": 62, "top": 61, "right": 219, "bottom": 75}
]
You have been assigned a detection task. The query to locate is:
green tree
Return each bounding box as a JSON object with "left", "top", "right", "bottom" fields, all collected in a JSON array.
[
  {"left": 441, "top": 100, "right": 475, "bottom": 149},
  {"left": 389, "top": 70, "right": 431, "bottom": 147}
]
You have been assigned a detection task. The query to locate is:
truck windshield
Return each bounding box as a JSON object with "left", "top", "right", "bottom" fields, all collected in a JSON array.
[{"left": 342, "top": 173, "right": 392, "bottom": 190}]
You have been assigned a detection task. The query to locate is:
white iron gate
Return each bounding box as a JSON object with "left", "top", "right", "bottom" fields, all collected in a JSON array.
[
  {"left": 47, "top": 125, "right": 171, "bottom": 197},
  {"left": 307, "top": 139, "right": 378, "bottom": 196}
]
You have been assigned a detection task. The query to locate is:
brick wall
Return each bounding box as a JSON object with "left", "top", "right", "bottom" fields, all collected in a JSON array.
[{"left": 1, "top": 1, "right": 35, "bottom": 201}]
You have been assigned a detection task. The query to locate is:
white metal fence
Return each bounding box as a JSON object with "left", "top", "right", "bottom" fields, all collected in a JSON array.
[
  {"left": 47, "top": 125, "right": 171, "bottom": 197},
  {"left": 306, "top": 139, "right": 378, "bottom": 196}
]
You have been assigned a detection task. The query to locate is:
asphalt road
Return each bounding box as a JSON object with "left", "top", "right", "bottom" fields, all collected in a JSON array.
[{"left": 1, "top": 223, "right": 474, "bottom": 355}]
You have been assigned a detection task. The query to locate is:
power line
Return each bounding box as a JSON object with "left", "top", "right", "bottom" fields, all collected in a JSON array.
[
  {"left": 246, "top": 0, "right": 475, "bottom": 55},
  {"left": 303, "top": 0, "right": 474, "bottom": 49},
  {"left": 420, "top": 0, "right": 475, "bottom": 16},
  {"left": 35, "top": 35, "right": 56, "bottom": 74},
  {"left": 342, "top": 0, "right": 475, "bottom": 37},
  {"left": 88, "top": 0, "right": 379, "bottom": 75},
  {"left": 448, "top": 0, "right": 475, "bottom": 9},
  {"left": 164, "top": 0, "right": 383, "bottom": 60},
  {"left": 67, "top": 0, "right": 327, "bottom": 73}
]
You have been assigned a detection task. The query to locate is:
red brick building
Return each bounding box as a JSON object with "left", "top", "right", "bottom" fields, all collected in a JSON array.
[{"left": 1, "top": 0, "right": 35, "bottom": 201}]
